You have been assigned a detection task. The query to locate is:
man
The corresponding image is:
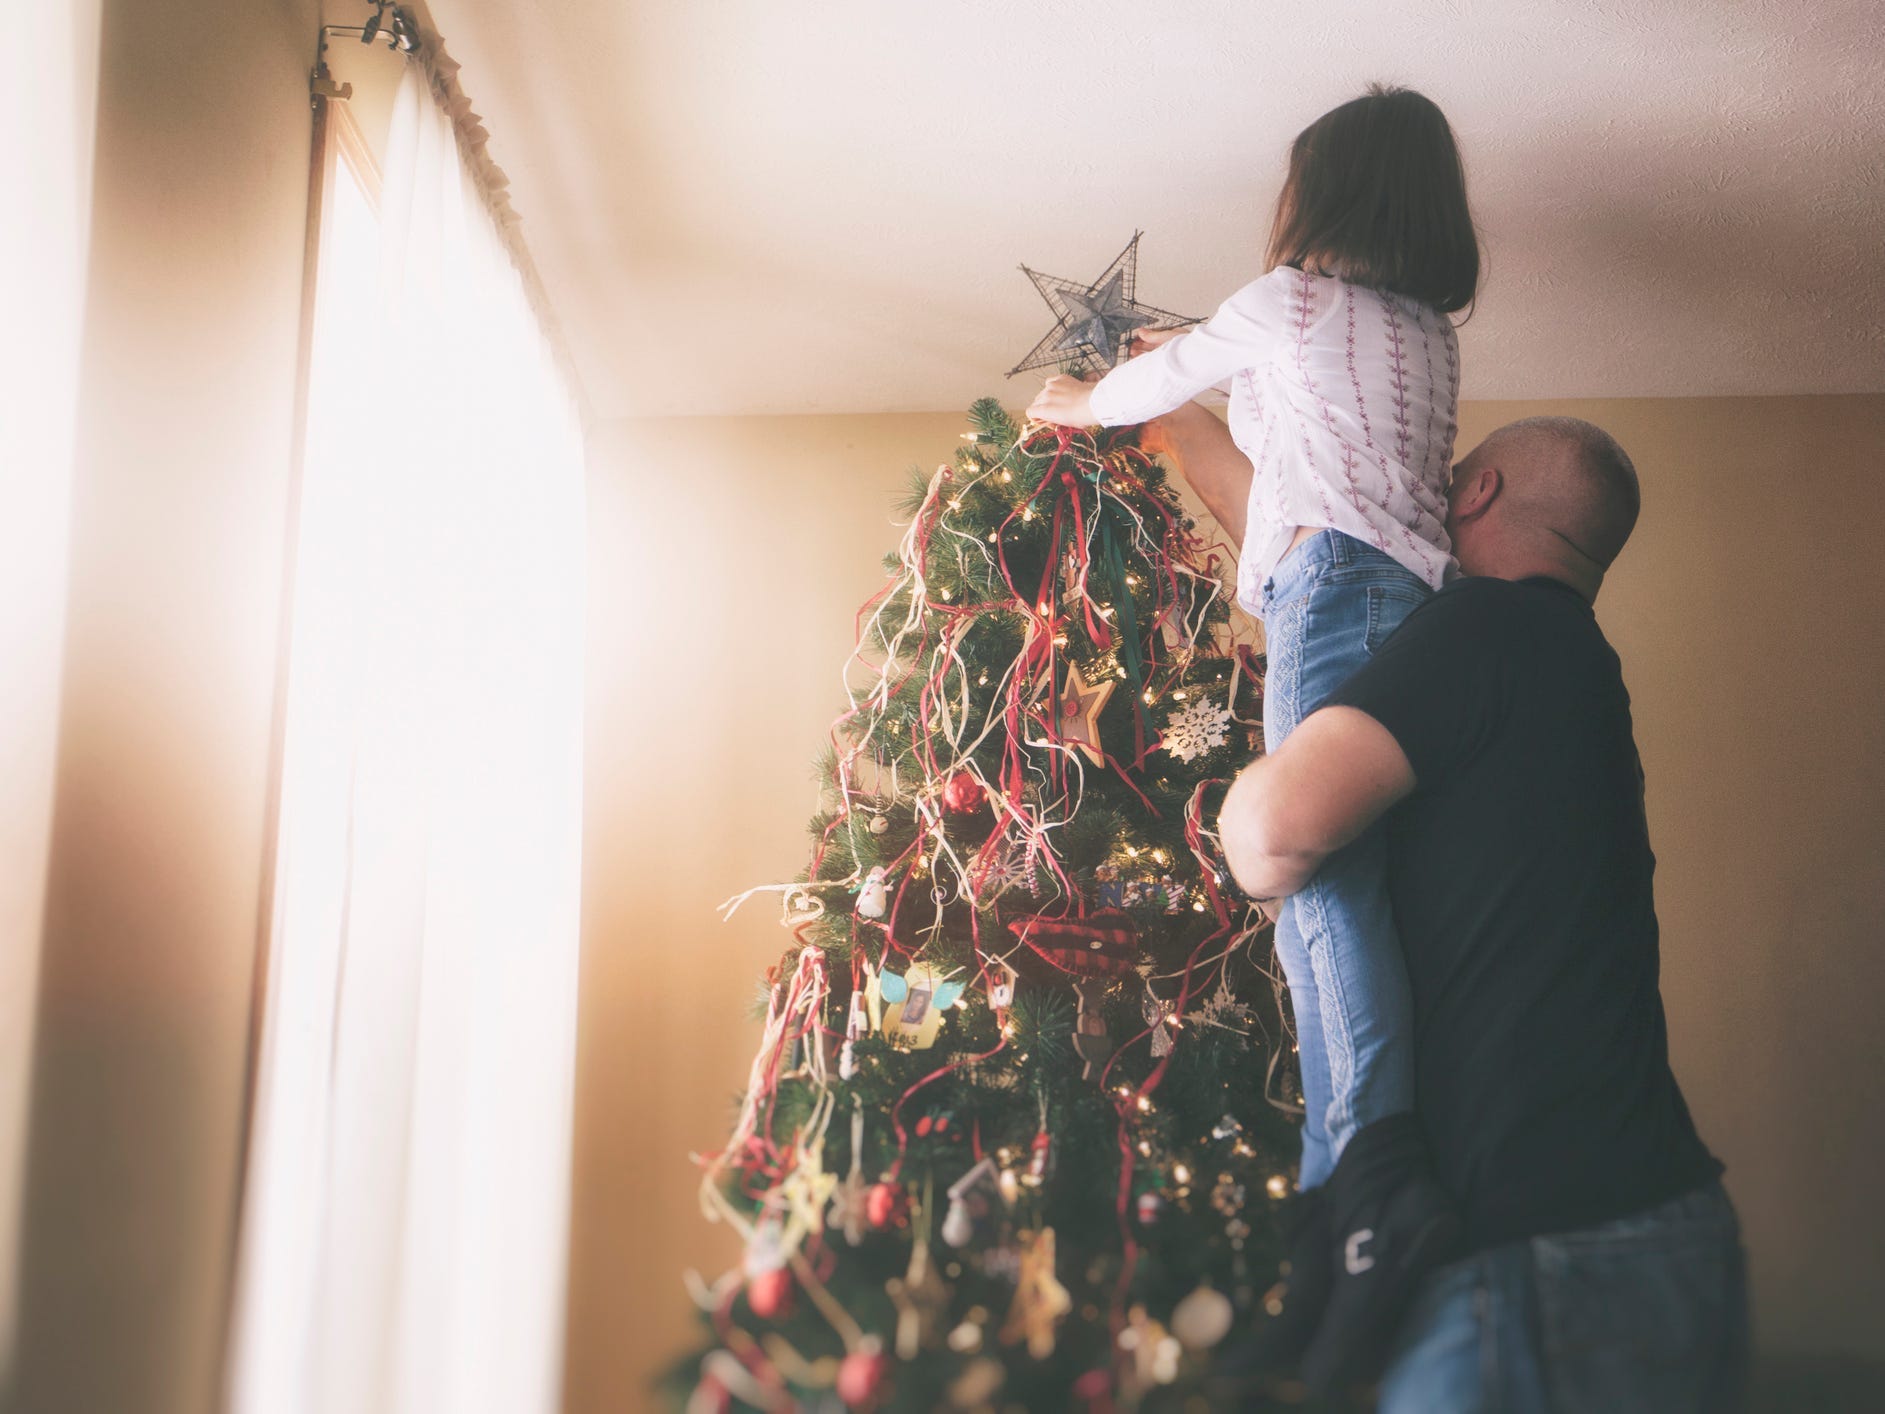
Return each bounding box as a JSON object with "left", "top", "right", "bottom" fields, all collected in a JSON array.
[{"left": 1186, "top": 409, "right": 1747, "bottom": 1411}]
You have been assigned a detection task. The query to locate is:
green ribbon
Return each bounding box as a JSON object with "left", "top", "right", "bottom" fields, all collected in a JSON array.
[{"left": 1098, "top": 514, "right": 1144, "bottom": 698}]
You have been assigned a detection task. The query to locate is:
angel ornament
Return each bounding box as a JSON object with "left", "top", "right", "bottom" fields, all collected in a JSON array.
[
  {"left": 867, "top": 961, "right": 967, "bottom": 1050},
  {"left": 1142, "top": 983, "right": 1180, "bottom": 1058}
]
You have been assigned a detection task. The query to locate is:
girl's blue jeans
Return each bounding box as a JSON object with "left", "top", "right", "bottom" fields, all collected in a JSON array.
[{"left": 1258, "top": 529, "right": 1430, "bottom": 1189}]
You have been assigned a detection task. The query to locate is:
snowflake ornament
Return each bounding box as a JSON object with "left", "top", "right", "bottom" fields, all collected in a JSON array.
[
  {"left": 1159, "top": 694, "right": 1232, "bottom": 763},
  {"left": 1191, "top": 967, "right": 1253, "bottom": 1034}
]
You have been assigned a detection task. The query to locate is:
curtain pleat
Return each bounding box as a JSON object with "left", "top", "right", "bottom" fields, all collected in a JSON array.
[
  {"left": 0, "top": 0, "right": 103, "bottom": 1382},
  {"left": 229, "top": 64, "right": 585, "bottom": 1414}
]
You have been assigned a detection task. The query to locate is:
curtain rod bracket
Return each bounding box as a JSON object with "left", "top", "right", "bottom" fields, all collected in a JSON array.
[
  {"left": 311, "top": 68, "right": 354, "bottom": 103},
  {"left": 320, "top": 3, "right": 420, "bottom": 57}
]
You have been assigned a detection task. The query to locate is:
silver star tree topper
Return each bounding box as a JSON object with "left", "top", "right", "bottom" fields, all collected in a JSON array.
[{"left": 1008, "top": 232, "right": 1196, "bottom": 377}]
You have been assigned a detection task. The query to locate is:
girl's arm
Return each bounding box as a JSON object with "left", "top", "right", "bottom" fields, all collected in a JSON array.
[
  {"left": 1023, "top": 384, "right": 1252, "bottom": 549},
  {"left": 1094, "top": 274, "right": 1289, "bottom": 426}
]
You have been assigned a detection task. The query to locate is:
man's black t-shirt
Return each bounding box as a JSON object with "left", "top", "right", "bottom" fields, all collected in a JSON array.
[{"left": 1323, "top": 574, "right": 1721, "bottom": 1250}]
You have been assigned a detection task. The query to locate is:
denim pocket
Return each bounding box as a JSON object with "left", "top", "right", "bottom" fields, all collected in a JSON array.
[
  {"left": 1364, "top": 583, "right": 1430, "bottom": 654},
  {"left": 1531, "top": 1208, "right": 1747, "bottom": 1414}
]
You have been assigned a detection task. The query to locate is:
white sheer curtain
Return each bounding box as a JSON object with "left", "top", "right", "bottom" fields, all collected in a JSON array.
[
  {"left": 229, "top": 65, "right": 585, "bottom": 1414},
  {"left": 0, "top": 0, "right": 101, "bottom": 1382}
]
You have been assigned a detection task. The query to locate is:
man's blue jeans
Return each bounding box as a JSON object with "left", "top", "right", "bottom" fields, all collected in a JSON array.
[
  {"left": 1377, "top": 1181, "right": 1750, "bottom": 1413},
  {"left": 1259, "top": 530, "right": 1430, "bottom": 1187}
]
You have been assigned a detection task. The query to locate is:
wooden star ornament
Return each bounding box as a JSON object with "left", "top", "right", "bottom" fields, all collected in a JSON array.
[
  {"left": 1055, "top": 661, "right": 1116, "bottom": 767},
  {"left": 775, "top": 1136, "right": 838, "bottom": 1257}
]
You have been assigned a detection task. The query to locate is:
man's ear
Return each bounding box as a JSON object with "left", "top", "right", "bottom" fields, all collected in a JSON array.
[{"left": 1451, "top": 464, "right": 1502, "bottom": 523}]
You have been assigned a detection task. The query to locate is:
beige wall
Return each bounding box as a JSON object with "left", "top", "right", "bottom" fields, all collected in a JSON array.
[
  {"left": 570, "top": 415, "right": 972, "bottom": 1409},
  {"left": 3, "top": 0, "right": 320, "bottom": 1410},
  {"left": 573, "top": 395, "right": 1885, "bottom": 1408}
]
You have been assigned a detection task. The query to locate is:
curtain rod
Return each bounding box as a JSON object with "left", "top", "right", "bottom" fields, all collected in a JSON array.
[{"left": 307, "top": 3, "right": 598, "bottom": 431}]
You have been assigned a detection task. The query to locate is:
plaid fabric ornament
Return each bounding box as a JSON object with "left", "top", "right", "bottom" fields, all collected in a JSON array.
[{"left": 1010, "top": 909, "right": 1141, "bottom": 978}]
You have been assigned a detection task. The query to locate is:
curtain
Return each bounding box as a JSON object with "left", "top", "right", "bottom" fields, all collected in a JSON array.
[
  {"left": 0, "top": 0, "right": 102, "bottom": 1382},
  {"left": 228, "top": 65, "right": 586, "bottom": 1414}
]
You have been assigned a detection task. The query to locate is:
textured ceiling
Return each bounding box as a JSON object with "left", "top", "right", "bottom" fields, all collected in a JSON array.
[{"left": 425, "top": 0, "right": 1883, "bottom": 419}]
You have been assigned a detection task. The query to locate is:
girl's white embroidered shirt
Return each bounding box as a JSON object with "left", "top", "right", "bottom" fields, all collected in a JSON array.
[{"left": 1088, "top": 267, "right": 1460, "bottom": 611}]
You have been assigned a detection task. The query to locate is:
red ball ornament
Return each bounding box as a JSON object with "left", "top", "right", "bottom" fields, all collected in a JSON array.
[
  {"left": 837, "top": 1344, "right": 891, "bottom": 1407},
  {"left": 941, "top": 771, "right": 985, "bottom": 815},
  {"left": 865, "top": 1180, "right": 907, "bottom": 1230},
  {"left": 746, "top": 1266, "right": 794, "bottom": 1320}
]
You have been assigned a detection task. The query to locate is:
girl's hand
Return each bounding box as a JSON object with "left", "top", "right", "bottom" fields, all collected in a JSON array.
[
  {"left": 1129, "top": 324, "right": 1190, "bottom": 358},
  {"left": 1027, "top": 374, "right": 1098, "bottom": 427}
]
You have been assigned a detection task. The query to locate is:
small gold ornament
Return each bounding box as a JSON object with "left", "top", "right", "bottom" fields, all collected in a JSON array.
[
  {"left": 998, "top": 1227, "right": 1073, "bottom": 1359},
  {"left": 1117, "top": 1305, "right": 1182, "bottom": 1390},
  {"left": 826, "top": 1104, "right": 870, "bottom": 1247},
  {"left": 887, "top": 1230, "right": 951, "bottom": 1359}
]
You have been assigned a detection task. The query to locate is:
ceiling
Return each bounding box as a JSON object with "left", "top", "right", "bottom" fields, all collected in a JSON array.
[{"left": 424, "top": 0, "right": 1883, "bottom": 420}]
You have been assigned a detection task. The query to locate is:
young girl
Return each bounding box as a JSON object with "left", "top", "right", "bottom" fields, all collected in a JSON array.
[{"left": 1028, "top": 85, "right": 1479, "bottom": 1385}]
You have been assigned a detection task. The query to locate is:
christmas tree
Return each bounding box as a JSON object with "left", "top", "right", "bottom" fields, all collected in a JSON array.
[{"left": 675, "top": 399, "right": 1305, "bottom": 1413}]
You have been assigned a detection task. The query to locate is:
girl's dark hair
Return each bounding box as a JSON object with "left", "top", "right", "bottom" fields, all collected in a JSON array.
[{"left": 1266, "top": 85, "right": 1481, "bottom": 315}]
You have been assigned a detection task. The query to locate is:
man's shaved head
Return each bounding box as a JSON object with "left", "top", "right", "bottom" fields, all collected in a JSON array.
[
  {"left": 1478, "top": 417, "right": 1640, "bottom": 566},
  {"left": 1447, "top": 417, "right": 1641, "bottom": 596}
]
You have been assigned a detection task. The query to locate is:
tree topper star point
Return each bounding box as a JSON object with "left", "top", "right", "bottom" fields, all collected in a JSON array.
[{"left": 1008, "top": 232, "right": 1196, "bottom": 378}]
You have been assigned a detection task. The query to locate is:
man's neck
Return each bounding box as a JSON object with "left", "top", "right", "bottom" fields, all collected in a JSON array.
[{"left": 1463, "top": 545, "right": 1602, "bottom": 602}]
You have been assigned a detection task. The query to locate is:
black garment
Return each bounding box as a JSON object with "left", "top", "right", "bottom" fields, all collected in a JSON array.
[{"left": 1323, "top": 574, "right": 1721, "bottom": 1251}]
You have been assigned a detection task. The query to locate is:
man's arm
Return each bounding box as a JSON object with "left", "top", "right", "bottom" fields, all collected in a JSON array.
[
  {"left": 1219, "top": 706, "right": 1415, "bottom": 900},
  {"left": 1143, "top": 401, "right": 1253, "bottom": 551}
]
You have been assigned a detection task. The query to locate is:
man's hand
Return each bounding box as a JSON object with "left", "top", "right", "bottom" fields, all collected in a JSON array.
[
  {"left": 1026, "top": 374, "right": 1098, "bottom": 428},
  {"left": 1219, "top": 706, "right": 1416, "bottom": 900}
]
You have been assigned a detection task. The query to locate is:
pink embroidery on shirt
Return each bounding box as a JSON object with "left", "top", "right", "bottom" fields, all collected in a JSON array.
[
  {"left": 1293, "top": 269, "right": 1316, "bottom": 373},
  {"left": 1282, "top": 274, "right": 1338, "bottom": 526},
  {"left": 1440, "top": 329, "right": 1461, "bottom": 496},
  {"left": 1244, "top": 383, "right": 1284, "bottom": 535},
  {"left": 1346, "top": 292, "right": 1405, "bottom": 522},
  {"left": 1345, "top": 299, "right": 1379, "bottom": 453},
  {"left": 1300, "top": 280, "right": 1373, "bottom": 537},
  {"left": 1384, "top": 301, "right": 1413, "bottom": 472}
]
